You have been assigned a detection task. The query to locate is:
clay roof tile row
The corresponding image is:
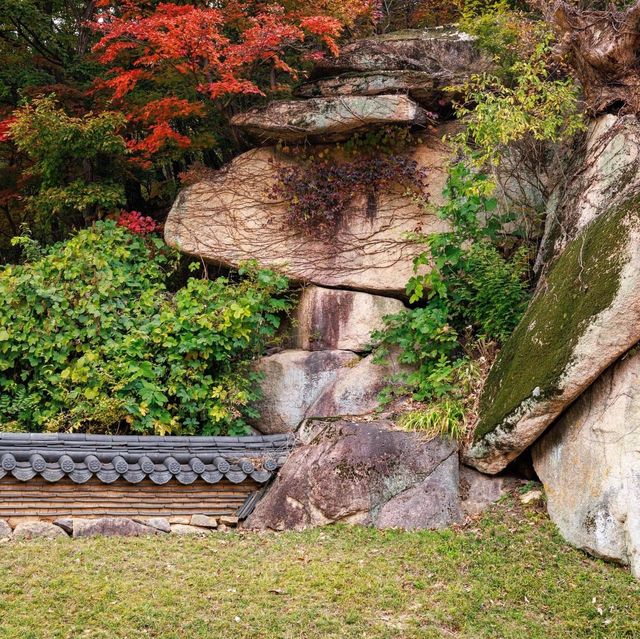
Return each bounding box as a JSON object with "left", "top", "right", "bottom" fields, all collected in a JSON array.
[{"left": 0, "top": 432, "right": 294, "bottom": 485}]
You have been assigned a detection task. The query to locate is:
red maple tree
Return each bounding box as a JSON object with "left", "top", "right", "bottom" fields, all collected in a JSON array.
[{"left": 92, "top": 0, "right": 376, "bottom": 164}]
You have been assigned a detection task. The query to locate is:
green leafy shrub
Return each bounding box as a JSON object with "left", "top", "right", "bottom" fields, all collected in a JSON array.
[
  {"left": 0, "top": 221, "right": 290, "bottom": 435},
  {"left": 453, "top": 2, "right": 585, "bottom": 166},
  {"left": 9, "top": 96, "right": 128, "bottom": 240},
  {"left": 374, "top": 163, "right": 531, "bottom": 406},
  {"left": 451, "top": 52, "right": 584, "bottom": 167},
  {"left": 451, "top": 241, "right": 530, "bottom": 341},
  {"left": 459, "top": 1, "right": 545, "bottom": 79},
  {"left": 375, "top": 308, "right": 461, "bottom": 403}
]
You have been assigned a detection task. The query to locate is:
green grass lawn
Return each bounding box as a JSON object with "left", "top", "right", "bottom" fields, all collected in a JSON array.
[{"left": 0, "top": 500, "right": 638, "bottom": 639}]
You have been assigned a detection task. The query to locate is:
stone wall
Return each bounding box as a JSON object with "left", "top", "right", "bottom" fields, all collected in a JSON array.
[{"left": 0, "top": 513, "right": 240, "bottom": 540}]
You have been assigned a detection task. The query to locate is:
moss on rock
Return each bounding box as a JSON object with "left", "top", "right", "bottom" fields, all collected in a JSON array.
[{"left": 475, "top": 196, "right": 640, "bottom": 440}]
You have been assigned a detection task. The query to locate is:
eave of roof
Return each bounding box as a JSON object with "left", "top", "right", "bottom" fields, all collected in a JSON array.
[{"left": 0, "top": 433, "right": 294, "bottom": 485}]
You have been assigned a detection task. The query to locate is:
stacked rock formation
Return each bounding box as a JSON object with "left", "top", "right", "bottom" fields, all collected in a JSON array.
[
  {"left": 251, "top": 286, "right": 407, "bottom": 434},
  {"left": 165, "top": 27, "right": 490, "bottom": 297},
  {"left": 164, "top": 28, "right": 514, "bottom": 531},
  {"left": 165, "top": 27, "right": 489, "bottom": 435}
]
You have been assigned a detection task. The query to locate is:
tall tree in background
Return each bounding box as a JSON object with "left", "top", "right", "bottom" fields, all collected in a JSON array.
[
  {"left": 0, "top": 0, "right": 100, "bottom": 111},
  {"left": 0, "top": 1, "right": 107, "bottom": 256}
]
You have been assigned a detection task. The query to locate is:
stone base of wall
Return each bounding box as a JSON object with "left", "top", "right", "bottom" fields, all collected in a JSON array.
[{"left": 0, "top": 512, "right": 240, "bottom": 541}]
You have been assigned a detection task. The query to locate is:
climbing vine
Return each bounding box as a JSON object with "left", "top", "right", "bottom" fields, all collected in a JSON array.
[{"left": 269, "top": 127, "right": 430, "bottom": 233}]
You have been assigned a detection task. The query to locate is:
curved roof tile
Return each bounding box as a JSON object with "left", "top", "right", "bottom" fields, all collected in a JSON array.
[{"left": 0, "top": 432, "right": 294, "bottom": 485}]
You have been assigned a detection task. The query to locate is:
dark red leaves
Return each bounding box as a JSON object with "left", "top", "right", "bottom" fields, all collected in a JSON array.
[{"left": 117, "top": 210, "right": 158, "bottom": 235}]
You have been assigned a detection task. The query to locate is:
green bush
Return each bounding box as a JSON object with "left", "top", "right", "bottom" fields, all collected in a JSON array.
[
  {"left": 9, "top": 96, "right": 128, "bottom": 241},
  {"left": 451, "top": 240, "right": 530, "bottom": 341},
  {"left": 453, "top": 2, "right": 584, "bottom": 167},
  {"left": 374, "top": 307, "right": 461, "bottom": 403},
  {"left": 374, "top": 163, "right": 531, "bottom": 405},
  {"left": 0, "top": 221, "right": 290, "bottom": 435}
]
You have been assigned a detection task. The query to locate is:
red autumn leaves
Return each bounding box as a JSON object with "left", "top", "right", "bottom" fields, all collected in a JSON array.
[{"left": 90, "top": 0, "right": 373, "bottom": 164}]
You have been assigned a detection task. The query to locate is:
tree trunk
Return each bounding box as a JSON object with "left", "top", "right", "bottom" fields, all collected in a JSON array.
[{"left": 535, "top": 0, "right": 640, "bottom": 115}]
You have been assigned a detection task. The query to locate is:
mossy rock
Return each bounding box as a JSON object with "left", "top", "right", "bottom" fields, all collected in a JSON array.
[{"left": 465, "top": 195, "right": 640, "bottom": 474}]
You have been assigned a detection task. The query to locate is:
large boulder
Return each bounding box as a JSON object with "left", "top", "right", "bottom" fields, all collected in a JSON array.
[
  {"left": 306, "top": 352, "right": 403, "bottom": 420},
  {"left": 245, "top": 420, "right": 461, "bottom": 531},
  {"left": 293, "top": 286, "right": 405, "bottom": 352},
  {"left": 251, "top": 350, "right": 360, "bottom": 434},
  {"left": 231, "top": 95, "right": 427, "bottom": 143},
  {"left": 465, "top": 195, "right": 640, "bottom": 474},
  {"left": 537, "top": 115, "right": 640, "bottom": 270},
  {"left": 310, "top": 27, "right": 488, "bottom": 80},
  {"left": 532, "top": 349, "right": 640, "bottom": 578},
  {"left": 165, "top": 130, "right": 451, "bottom": 296}
]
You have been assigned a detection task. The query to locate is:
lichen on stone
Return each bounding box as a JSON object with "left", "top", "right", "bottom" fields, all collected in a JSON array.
[{"left": 475, "top": 196, "right": 640, "bottom": 440}]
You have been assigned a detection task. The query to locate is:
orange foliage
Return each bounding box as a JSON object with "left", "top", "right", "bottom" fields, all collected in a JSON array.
[
  {"left": 0, "top": 117, "right": 16, "bottom": 143},
  {"left": 92, "top": 0, "right": 377, "bottom": 162}
]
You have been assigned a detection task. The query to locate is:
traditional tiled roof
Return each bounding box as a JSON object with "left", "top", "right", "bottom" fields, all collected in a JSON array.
[{"left": 0, "top": 433, "right": 294, "bottom": 485}]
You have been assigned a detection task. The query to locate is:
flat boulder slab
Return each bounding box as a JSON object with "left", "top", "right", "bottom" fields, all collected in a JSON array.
[
  {"left": 251, "top": 350, "right": 360, "bottom": 434},
  {"left": 310, "top": 27, "right": 488, "bottom": 81},
  {"left": 13, "top": 521, "right": 67, "bottom": 540},
  {"left": 189, "top": 514, "right": 218, "bottom": 529},
  {"left": 231, "top": 95, "right": 426, "bottom": 143},
  {"left": 532, "top": 349, "right": 640, "bottom": 579},
  {"left": 465, "top": 196, "right": 640, "bottom": 474},
  {"left": 165, "top": 132, "right": 450, "bottom": 296},
  {"left": 73, "top": 517, "right": 157, "bottom": 538},
  {"left": 293, "top": 286, "right": 405, "bottom": 352},
  {"left": 245, "top": 420, "right": 461, "bottom": 531},
  {"left": 295, "top": 70, "right": 461, "bottom": 110}
]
